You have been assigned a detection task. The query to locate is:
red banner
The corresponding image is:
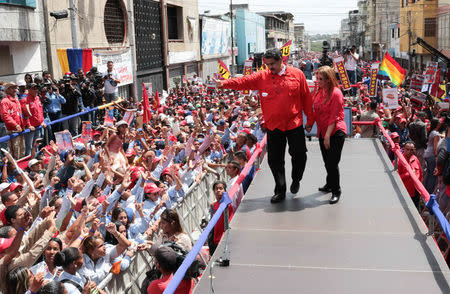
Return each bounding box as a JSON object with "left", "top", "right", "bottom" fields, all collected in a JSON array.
[
  {"left": 218, "top": 59, "right": 231, "bottom": 80},
  {"left": 333, "top": 57, "right": 351, "bottom": 91},
  {"left": 369, "top": 63, "right": 379, "bottom": 98},
  {"left": 281, "top": 40, "right": 292, "bottom": 63},
  {"left": 243, "top": 59, "right": 253, "bottom": 95}
]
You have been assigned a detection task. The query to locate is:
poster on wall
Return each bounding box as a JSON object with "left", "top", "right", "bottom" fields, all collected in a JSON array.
[
  {"left": 201, "top": 17, "right": 231, "bottom": 56},
  {"left": 92, "top": 49, "right": 133, "bottom": 85}
]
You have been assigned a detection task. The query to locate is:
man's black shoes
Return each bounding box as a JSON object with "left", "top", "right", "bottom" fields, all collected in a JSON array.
[
  {"left": 329, "top": 190, "right": 341, "bottom": 204},
  {"left": 270, "top": 193, "right": 286, "bottom": 203},
  {"left": 318, "top": 185, "right": 332, "bottom": 193},
  {"left": 290, "top": 181, "right": 300, "bottom": 194}
]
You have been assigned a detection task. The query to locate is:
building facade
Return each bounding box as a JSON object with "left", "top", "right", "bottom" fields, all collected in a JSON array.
[
  {"left": 399, "top": 0, "right": 438, "bottom": 72},
  {"left": 257, "top": 11, "right": 293, "bottom": 50},
  {"left": 294, "top": 23, "right": 305, "bottom": 51},
  {"left": 163, "top": 0, "right": 201, "bottom": 88},
  {"left": 437, "top": 0, "right": 450, "bottom": 60},
  {"left": 0, "top": 0, "right": 48, "bottom": 82},
  {"left": 235, "top": 8, "right": 265, "bottom": 67}
]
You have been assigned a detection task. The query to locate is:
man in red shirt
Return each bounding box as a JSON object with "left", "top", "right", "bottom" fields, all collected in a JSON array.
[
  {"left": 0, "top": 83, "right": 28, "bottom": 159},
  {"left": 20, "top": 83, "right": 46, "bottom": 156},
  {"left": 147, "top": 246, "right": 194, "bottom": 294},
  {"left": 215, "top": 49, "right": 313, "bottom": 203},
  {"left": 397, "top": 141, "right": 423, "bottom": 208}
]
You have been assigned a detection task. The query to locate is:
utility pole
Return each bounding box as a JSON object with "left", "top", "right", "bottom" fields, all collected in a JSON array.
[
  {"left": 230, "top": 0, "right": 234, "bottom": 75},
  {"left": 69, "top": 0, "right": 78, "bottom": 48},
  {"left": 126, "top": 0, "right": 138, "bottom": 98},
  {"left": 407, "top": 10, "right": 412, "bottom": 76}
]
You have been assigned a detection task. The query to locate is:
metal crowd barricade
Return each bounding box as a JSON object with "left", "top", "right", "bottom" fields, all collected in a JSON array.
[{"left": 97, "top": 165, "right": 229, "bottom": 293}]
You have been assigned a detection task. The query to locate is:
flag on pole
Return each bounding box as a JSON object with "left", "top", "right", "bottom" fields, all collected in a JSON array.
[
  {"left": 243, "top": 59, "right": 253, "bottom": 95},
  {"left": 142, "top": 82, "right": 151, "bottom": 123},
  {"left": 218, "top": 59, "right": 231, "bottom": 80},
  {"left": 280, "top": 40, "right": 292, "bottom": 63},
  {"left": 379, "top": 53, "right": 406, "bottom": 87},
  {"left": 369, "top": 63, "right": 379, "bottom": 98},
  {"left": 153, "top": 90, "right": 160, "bottom": 110}
]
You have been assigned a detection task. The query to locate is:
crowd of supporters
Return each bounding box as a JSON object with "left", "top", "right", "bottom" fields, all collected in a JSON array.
[{"left": 0, "top": 69, "right": 265, "bottom": 294}]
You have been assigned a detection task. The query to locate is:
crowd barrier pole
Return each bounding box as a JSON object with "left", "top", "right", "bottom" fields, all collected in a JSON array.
[
  {"left": 0, "top": 99, "right": 122, "bottom": 145},
  {"left": 353, "top": 119, "right": 450, "bottom": 240},
  {"left": 163, "top": 135, "right": 267, "bottom": 294}
]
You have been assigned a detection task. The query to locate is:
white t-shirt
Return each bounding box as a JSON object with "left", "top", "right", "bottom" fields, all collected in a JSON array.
[
  {"left": 344, "top": 53, "right": 359, "bottom": 71},
  {"left": 103, "top": 70, "right": 120, "bottom": 94}
]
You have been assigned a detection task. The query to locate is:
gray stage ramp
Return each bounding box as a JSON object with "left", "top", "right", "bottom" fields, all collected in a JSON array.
[{"left": 194, "top": 139, "right": 450, "bottom": 294}]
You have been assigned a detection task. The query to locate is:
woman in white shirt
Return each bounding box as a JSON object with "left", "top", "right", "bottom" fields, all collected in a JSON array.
[
  {"left": 30, "top": 238, "right": 63, "bottom": 282},
  {"left": 78, "top": 223, "right": 130, "bottom": 285},
  {"left": 54, "top": 247, "right": 99, "bottom": 294}
]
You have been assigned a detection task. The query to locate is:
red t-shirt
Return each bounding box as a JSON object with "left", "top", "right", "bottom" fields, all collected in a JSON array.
[
  {"left": 396, "top": 154, "right": 423, "bottom": 197},
  {"left": 147, "top": 274, "right": 194, "bottom": 294},
  {"left": 212, "top": 202, "right": 234, "bottom": 245},
  {"left": 312, "top": 87, "right": 347, "bottom": 138}
]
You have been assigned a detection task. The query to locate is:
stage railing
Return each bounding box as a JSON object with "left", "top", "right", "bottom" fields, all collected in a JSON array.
[
  {"left": 163, "top": 135, "right": 268, "bottom": 294},
  {"left": 353, "top": 119, "right": 450, "bottom": 241}
]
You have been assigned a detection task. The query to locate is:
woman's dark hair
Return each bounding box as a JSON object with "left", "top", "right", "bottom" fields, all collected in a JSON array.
[
  {"left": 90, "top": 185, "right": 100, "bottom": 197},
  {"left": 105, "top": 221, "right": 125, "bottom": 245},
  {"left": 111, "top": 207, "right": 128, "bottom": 224},
  {"left": 212, "top": 180, "right": 227, "bottom": 191},
  {"left": 161, "top": 209, "right": 183, "bottom": 234},
  {"left": 48, "top": 237, "right": 63, "bottom": 251},
  {"left": 82, "top": 235, "right": 102, "bottom": 256},
  {"left": 37, "top": 280, "right": 65, "bottom": 294},
  {"left": 234, "top": 150, "right": 247, "bottom": 162},
  {"left": 54, "top": 247, "right": 81, "bottom": 268},
  {"left": 6, "top": 266, "right": 30, "bottom": 294},
  {"left": 263, "top": 48, "right": 282, "bottom": 61},
  {"left": 246, "top": 133, "right": 257, "bottom": 145},
  {"left": 429, "top": 118, "right": 440, "bottom": 135}
]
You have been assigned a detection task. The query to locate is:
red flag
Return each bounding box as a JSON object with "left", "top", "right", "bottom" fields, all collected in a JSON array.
[
  {"left": 153, "top": 90, "right": 160, "bottom": 110},
  {"left": 142, "top": 83, "right": 151, "bottom": 123},
  {"left": 430, "top": 69, "right": 445, "bottom": 99},
  {"left": 280, "top": 40, "right": 292, "bottom": 63}
]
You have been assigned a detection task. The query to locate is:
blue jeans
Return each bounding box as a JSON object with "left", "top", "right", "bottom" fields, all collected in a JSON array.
[
  {"left": 25, "top": 128, "right": 42, "bottom": 156},
  {"left": 424, "top": 156, "right": 437, "bottom": 193},
  {"left": 346, "top": 69, "right": 356, "bottom": 96},
  {"left": 104, "top": 92, "right": 118, "bottom": 103},
  {"left": 0, "top": 122, "right": 9, "bottom": 152}
]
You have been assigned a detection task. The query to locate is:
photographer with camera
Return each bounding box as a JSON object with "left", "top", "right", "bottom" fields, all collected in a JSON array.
[
  {"left": 102, "top": 61, "right": 120, "bottom": 103},
  {"left": 61, "top": 75, "right": 84, "bottom": 136},
  {"left": 344, "top": 45, "right": 359, "bottom": 96},
  {"left": 44, "top": 84, "right": 66, "bottom": 136}
]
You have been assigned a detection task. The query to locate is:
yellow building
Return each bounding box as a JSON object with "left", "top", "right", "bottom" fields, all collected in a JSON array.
[{"left": 399, "top": 0, "right": 438, "bottom": 72}]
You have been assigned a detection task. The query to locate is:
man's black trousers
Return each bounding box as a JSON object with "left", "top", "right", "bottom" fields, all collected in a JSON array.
[
  {"left": 318, "top": 130, "right": 346, "bottom": 193},
  {"left": 267, "top": 126, "right": 307, "bottom": 195}
]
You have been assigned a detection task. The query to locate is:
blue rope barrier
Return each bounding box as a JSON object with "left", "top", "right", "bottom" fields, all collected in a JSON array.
[
  {"left": 163, "top": 192, "right": 232, "bottom": 294},
  {"left": 426, "top": 194, "right": 450, "bottom": 240},
  {"left": 0, "top": 106, "right": 99, "bottom": 144}
]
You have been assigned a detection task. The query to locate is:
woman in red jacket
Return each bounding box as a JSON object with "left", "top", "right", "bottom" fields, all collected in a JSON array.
[{"left": 311, "top": 66, "right": 347, "bottom": 204}]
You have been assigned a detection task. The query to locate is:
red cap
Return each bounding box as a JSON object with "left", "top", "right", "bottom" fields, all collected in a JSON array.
[
  {"left": 144, "top": 183, "right": 161, "bottom": 194},
  {"left": 126, "top": 149, "right": 137, "bottom": 157},
  {"left": 0, "top": 238, "right": 14, "bottom": 254},
  {"left": 162, "top": 168, "right": 171, "bottom": 177},
  {"left": 92, "top": 130, "right": 102, "bottom": 137},
  {"left": 390, "top": 132, "right": 399, "bottom": 139},
  {"left": 75, "top": 198, "right": 84, "bottom": 212},
  {"left": 10, "top": 183, "right": 23, "bottom": 192}
]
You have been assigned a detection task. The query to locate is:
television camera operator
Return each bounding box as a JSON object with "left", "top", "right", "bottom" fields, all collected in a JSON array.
[{"left": 60, "top": 75, "right": 84, "bottom": 136}]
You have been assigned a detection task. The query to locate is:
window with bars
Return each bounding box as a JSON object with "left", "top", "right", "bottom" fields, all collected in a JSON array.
[
  {"left": 104, "top": 0, "right": 126, "bottom": 45},
  {"left": 424, "top": 18, "right": 436, "bottom": 37},
  {"left": 167, "top": 5, "right": 183, "bottom": 40}
]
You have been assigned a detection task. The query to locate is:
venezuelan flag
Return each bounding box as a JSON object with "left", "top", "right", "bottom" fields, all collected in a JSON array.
[
  {"left": 379, "top": 53, "right": 406, "bottom": 87},
  {"left": 57, "top": 48, "right": 93, "bottom": 74}
]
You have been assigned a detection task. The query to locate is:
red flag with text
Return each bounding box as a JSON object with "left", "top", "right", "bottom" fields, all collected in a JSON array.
[
  {"left": 281, "top": 40, "right": 292, "bottom": 63},
  {"left": 333, "top": 57, "right": 351, "bottom": 91},
  {"left": 218, "top": 59, "right": 231, "bottom": 80}
]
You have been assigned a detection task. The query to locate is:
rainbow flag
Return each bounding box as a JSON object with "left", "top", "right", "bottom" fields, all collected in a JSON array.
[{"left": 379, "top": 53, "right": 406, "bottom": 87}]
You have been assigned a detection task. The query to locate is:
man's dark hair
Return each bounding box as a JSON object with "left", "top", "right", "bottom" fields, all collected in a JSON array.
[
  {"left": 263, "top": 48, "right": 282, "bottom": 61},
  {"left": 42, "top": 70, "right": 50, "bottom": 76},
  {"left": 227, "top": 161, "right": 241, "bottom": 171},
  {"left": 369, "top": 101, "right": 378, "bottom": 110},
  {"left": 37, "top": 281, "right": 66, "bottom": 294},
  {"left": 0, "top": 226, "right": 13, "bottom": 238},
  {"left": 107, "top": 60, "right": 113, "bottom": 64},
  {"left": 234, "top": 150, "right": 247, "bottom": 162},
  {"left": 416, "top": 111, "right": 427, "bottom": 119},
  {"left": 1, "top": 192, "right": 14, "bottom": 204},
  {"left": 5, "top": 205, "right": 20, "bottom": 225}
]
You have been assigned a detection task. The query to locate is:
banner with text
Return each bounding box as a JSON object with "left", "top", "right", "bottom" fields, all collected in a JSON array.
[
  {"left": 93, "top": 49, "right": 133, "bottom": 85},
  {"left": 369, "top": 63, "right": 379, "bottom": 98},
  {"left": 281, "top": 40, "right": 292, "bottom": 63},
  {"left": 382, "top": 88, "right": 399, "bottom": 109},
  {"left": 333, "top": 57, "right": 351, "bottom": 91}
]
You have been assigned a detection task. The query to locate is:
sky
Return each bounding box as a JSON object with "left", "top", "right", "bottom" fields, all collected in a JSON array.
[{"left": 198, "top": 0, "right": 359, "bottom": 35}]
